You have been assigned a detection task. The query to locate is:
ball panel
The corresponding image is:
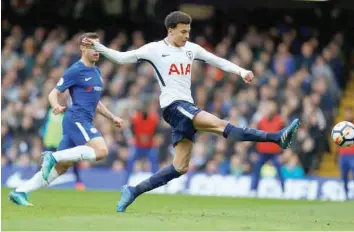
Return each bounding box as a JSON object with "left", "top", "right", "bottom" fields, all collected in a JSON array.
[
  {"left": 332, "top": 132, "right": 344, "bottom": 146},
  {"left": 343, "top": 127, "right": 354, "bottom": 140},
  {"left": 344, "top": 121, "right": 354, "bottom": 127},
  {"left": 342, "top": 140, "right": 354, "bottom": 147},
  {"left": 333, "top": 122, "right": 346, "bottom": 131}
]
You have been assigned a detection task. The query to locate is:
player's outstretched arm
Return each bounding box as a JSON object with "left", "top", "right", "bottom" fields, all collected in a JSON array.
[
  {"left": 83, "top": 37, "right": 153, "bottom": 65},
  {"left": 48, "top": 89, "right": 66, "bottom": 115},
  {"left": 96, "top": 101, "right": 123, "bottom": 128},
  {"left": 82, "top": 38, "right": 140, "bottom": 64},
  {"left": 195, "top": 44, "right": 254, "bottom": 83},
  {"left": 93, "top": 42, "right": 139, "bottom": 64}
]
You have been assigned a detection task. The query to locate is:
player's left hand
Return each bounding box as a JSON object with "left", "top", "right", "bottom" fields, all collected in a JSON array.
[
  {"left": 241, "top": 70, "right": 255, "bottom": 84},
  {"left": 111, "top": 116, "right": 123, "bottom": 128},
  {"left": 82, "top": 37, "right": 94, "bottom": 46}
]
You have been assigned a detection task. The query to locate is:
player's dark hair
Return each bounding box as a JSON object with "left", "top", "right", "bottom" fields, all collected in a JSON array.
[
  {"left": 78, "top": 32, "right": 99, "bottom": 47},
  {"left": 164, "top": 11, "right": 192, "bottom": 30}
]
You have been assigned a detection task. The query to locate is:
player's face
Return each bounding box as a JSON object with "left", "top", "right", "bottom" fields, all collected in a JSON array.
[
  {"left": 170, "top": 24, "right": 190, "bottom": 47},
  {"left": 81, "top": 38, "right": 100, "bottom": 62}
]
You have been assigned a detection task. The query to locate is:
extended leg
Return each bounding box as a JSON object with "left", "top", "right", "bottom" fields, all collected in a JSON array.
[
  {"left": 193, "top": 111, "right": 299, "bottom": 149},
  {"left": 42, "top": 137, "right": 108, "bottom": 181},
  {"left": 117, "top": 139, "right": 193, "bottom": 212},
  {"left": 8, "top": 163, "right": 71, "bottom": 206},
  {"left": 9, "top": 135, "right": 75, "bottom": 206}
]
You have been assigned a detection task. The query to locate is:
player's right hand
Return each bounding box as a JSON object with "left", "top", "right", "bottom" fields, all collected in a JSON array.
[{"left": 53, "top": 105, "right": 66, "bottom": 115}]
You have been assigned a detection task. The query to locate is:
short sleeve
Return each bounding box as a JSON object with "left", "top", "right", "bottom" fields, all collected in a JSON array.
[{"left": 56, "top": 69, "right": 78, "bottom": 93}]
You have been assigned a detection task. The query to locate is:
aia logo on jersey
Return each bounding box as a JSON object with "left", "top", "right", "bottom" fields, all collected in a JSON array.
[{"left": 168, "top": 64, "right": 191, "bottom": 75}]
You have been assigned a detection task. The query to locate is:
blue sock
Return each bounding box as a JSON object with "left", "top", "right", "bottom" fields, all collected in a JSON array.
[
  {"left": 223, "top": 123, "right": 280, "bottom": 142},
  {"left": 73, "top": 163, "right": 82, "bottom": 183},
  {"left": 134, "top": 164, "right": 181, "bottom": 197}
]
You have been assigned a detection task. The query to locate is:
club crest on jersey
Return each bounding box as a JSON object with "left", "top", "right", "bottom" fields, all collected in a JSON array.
[{"left": 186, "top": 51, "right": 193, "bottom": 60}]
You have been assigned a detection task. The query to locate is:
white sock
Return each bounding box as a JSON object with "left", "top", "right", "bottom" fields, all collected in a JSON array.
[
  {"left": 15, "top": 169, "right": 59, "bottom": 193},
  {"left": 52, "top": 145, "right": 96, "bottom": 162}
]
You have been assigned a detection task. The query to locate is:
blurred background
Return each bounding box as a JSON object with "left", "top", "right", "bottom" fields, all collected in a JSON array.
[{"left": 1, "top": 0, "right": 354, "bottom": 186}]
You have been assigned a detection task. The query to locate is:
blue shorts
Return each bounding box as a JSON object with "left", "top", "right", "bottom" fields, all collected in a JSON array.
[
  {"left": 339, "top": 155, "right": 354, "bottom": 175},
  {"left": 58, "top": 112, "right": 102, "bottom": 150},
  {"left": 162, "top": 100, "right": 202, "bottom": 147}
]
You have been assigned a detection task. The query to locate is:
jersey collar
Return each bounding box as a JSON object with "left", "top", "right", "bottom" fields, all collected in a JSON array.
[{"left": 163, "top": 38, "right": 183, "bottom": 49}]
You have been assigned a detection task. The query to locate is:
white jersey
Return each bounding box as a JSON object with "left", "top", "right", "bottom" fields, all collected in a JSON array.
[{"left": 94, "top": 39, "right": 249, "bottom": 108}]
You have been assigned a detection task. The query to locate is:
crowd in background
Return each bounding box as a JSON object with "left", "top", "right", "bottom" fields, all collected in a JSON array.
[{"left": 1, "top": 16, "right": 346, "bottom": 178}]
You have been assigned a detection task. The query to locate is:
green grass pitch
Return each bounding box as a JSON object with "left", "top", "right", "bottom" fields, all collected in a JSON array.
[{"left": 2, "top": 188, "right": 354, "bottom": 231}]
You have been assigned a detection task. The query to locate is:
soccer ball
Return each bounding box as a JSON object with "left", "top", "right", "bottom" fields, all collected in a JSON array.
[{"left": 331, "top": 121, "right": 354, "bottom": 147}]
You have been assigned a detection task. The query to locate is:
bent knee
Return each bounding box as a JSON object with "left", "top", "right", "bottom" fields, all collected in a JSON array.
[
  {"left": 94, "top": 146, "right": 108, "bottom": 160},
  {"left": 172, "top": 161, "right": 189, "bottom": 175},
  {"left": 55, "top": 163, "right": 72, "bottom": 175},
  {"left": 176, "top": 166, "right": 189, "bottom": 174}
]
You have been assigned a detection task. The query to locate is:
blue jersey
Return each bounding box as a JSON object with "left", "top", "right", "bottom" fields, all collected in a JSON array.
[{"left": 56, "top": 60, "right": 103, "bottom": 122}]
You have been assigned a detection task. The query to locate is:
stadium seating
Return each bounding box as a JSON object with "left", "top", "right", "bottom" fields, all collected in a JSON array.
[{"left": 1, "top": 20, "right": 347, "bottom": 178}]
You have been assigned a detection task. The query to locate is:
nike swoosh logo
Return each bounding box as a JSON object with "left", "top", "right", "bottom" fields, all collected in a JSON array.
[
  {"left": 162, "top": 54, "right": 170, "bottom": 57},
  {"left": 85, "top": 77, "right": 92, "bottom": 81}
]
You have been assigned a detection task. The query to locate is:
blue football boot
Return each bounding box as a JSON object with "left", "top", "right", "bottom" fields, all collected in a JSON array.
[
  {"left": 279, "top": 118, "right": 300, "bottom": 149},
  {"left": 41, "top": 151, "right": 57, "bottom": 181},
  {"left": 8, "top": 190, "right": 33, "bottom": 206},
  {"left": 117, "top": 185, "right": 137, "bottom": 212}
]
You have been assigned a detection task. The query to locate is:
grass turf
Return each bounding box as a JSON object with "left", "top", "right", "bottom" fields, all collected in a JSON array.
[{"left": 2, "top": 188, "right": 354, "bottom": 231}]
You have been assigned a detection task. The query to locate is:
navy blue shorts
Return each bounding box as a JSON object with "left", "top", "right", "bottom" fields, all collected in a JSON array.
[
  {"left": 58, "top": 112, "right": 102, "bottom": 150},
  {"left": 162, "top": 100, "right": 202, "bottom": 147}
]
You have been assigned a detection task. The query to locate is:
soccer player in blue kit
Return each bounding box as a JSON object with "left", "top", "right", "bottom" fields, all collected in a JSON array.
[{"left": 8, "top": 32, "right": 123, "bottom": 206}]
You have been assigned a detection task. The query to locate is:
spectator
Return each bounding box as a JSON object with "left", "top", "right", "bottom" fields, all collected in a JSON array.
[
  {"left": 273, "top": 43, "right": 295, "bottom": 77},
  {"left": 281, "top": 151, "right": 305, "bottom": 179},
  {"left": 229, "top": 155, "right": 244, "bottom": 177},
  {"left": 296, "top": 42, "right": 316, "bottom": 70},
  {"left": 250, "top": 100, "right": 285, "bottom": 194},
  {"left": 126, "top": 102, "right": 160, "bottom": 175}
]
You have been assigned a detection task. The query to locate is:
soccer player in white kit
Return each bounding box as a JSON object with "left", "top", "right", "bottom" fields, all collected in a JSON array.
[{"left": 83, "top": 11, "right": 300, "bottom": 212}]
